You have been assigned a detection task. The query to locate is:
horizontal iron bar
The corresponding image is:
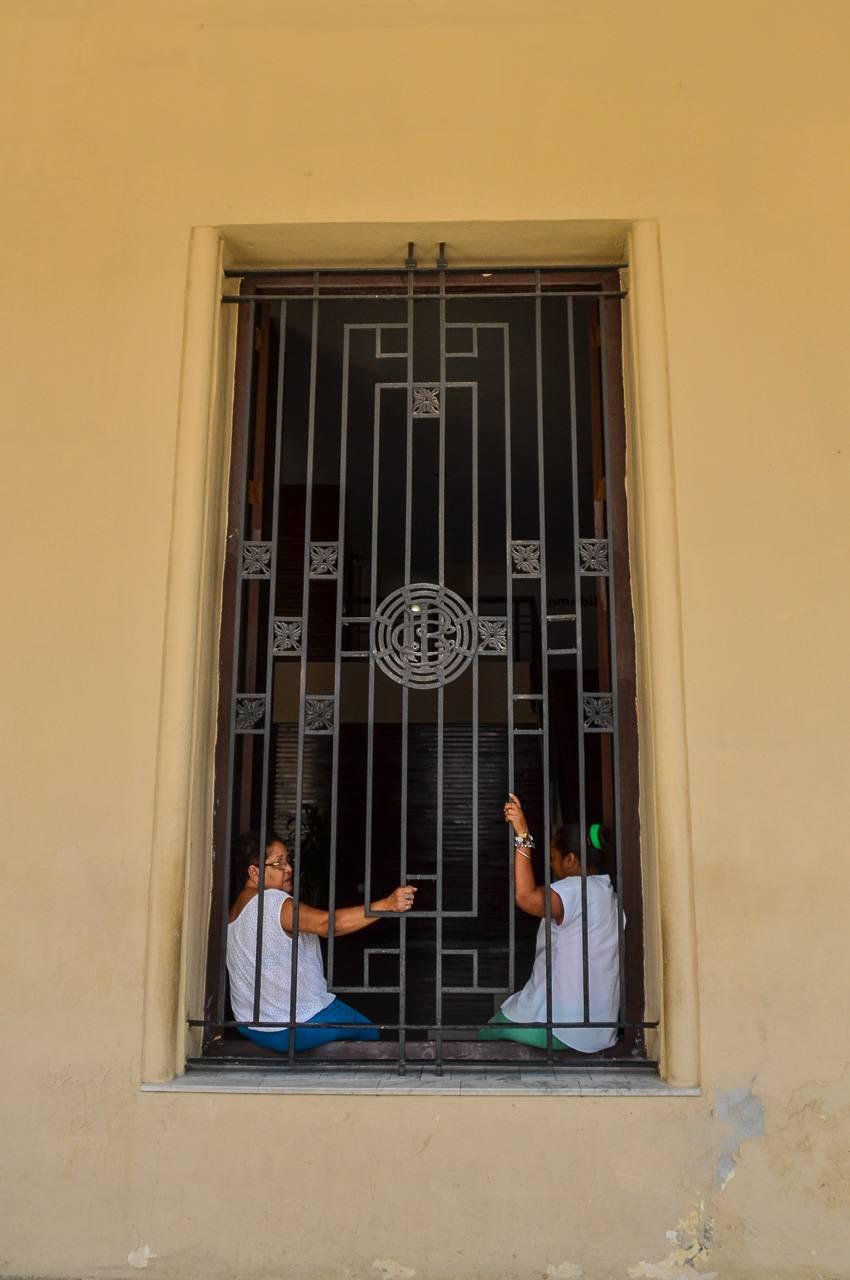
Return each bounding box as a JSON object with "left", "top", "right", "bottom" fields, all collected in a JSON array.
[
  {"left": 332, "top": 987, "right": 399, "bottom": 994},
  {"left": 189, "top": 1019, "right": 660, "bottom": 1030},
  {"left": 188, "top": 1057, "right": 658, "bottom": 1072},
  {"left": 224, "top": 264, "right": 627, "bottom": 278},
  {"left": 363, "top": 910, "right": 477, "bottom": 918},
  {"left": 442, "top": 987, "right": 508, "bottom": 994},
  {"left": 222, "top": 291, "right": 627, "bottom": 303}
]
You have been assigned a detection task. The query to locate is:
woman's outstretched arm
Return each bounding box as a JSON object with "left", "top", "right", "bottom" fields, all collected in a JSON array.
[{"left": 280, "top": 885, "right": 417, "bottom": 937}]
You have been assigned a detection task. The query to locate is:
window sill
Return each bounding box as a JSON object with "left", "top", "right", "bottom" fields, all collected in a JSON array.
[{"left": 142, "top": 1068, "right": 699, "bottom": 1097}]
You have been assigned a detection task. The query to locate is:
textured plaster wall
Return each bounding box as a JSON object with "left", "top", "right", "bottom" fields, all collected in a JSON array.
[{"left": 1, "top": 2, "right": 849, "bottom": 1278}]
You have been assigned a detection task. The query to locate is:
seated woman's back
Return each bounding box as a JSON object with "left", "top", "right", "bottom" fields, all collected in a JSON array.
[
  {"left": 227, "top": 887, "right": 333, "bottom": 1028},
  {"left": 502, "top": 873, "right": 620, "bottom": 1053}
]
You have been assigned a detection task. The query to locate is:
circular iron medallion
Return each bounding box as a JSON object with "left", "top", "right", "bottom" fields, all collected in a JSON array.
[{"left": 372, "top": 583, "right": 476, "bottom": 689}]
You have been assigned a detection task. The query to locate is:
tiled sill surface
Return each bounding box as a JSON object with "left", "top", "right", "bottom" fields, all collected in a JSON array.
[{"left": 143, "top": 1068, "right": 699, "bottom": 1096}]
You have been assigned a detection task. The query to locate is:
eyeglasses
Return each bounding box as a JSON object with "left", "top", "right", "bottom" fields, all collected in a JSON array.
[{"left": 259, "top": 858, "right": 289, "bottom": 871}]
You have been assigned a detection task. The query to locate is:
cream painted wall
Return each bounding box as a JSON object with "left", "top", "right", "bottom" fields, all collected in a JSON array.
[{"left": 2, "top": 2, "right": 849, "bottom": 1278}]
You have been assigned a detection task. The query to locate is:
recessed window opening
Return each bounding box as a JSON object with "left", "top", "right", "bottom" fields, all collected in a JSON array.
[{"left": 195, "top": 264, "right": 651, "bottom": 1075}]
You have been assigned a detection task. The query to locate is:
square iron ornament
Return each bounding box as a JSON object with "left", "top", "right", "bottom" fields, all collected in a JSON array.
[
  {"left": 309, "top": 542, "right": 339, "bottom": 579},
  {"left": 304, "top": 695, "right": 335, "bottom": 734},
  {"left": 241, "top": 541, "right": 272, "bottom": 578},
  {"left": 583, "top": 693, "right": 614, "bottom": 730},
  {"left": 511, "top": 540, "right": 541, "bottom": 576},
  {"left": 579, "top": 538, "right": 610, "bottom": 575},
  {"left": 478, "top": 617, "right": 509, "bottom": 653},
  {"left": 235, "top": 694, "right": 266, "bottom": 731},
  {"left": 272, "top": 618, "right": 302, "bottom": 655},
  {"left": 412, "top": 386, "right": 440, "bottom": 417}
]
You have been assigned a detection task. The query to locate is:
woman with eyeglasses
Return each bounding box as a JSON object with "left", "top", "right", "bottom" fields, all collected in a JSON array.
[{"left": 227, "top": 830, "right": 416, "bottom": 1053}]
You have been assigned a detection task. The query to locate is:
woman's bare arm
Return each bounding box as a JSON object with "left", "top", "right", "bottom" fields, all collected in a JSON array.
[
  {"left": 504, "top": 794, "right": 564, "bottom": 923},
  {"left": 280, "top": 885, "right": 417, "bottom": 937}
]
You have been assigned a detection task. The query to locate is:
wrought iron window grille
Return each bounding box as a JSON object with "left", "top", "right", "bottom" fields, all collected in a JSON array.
[{"left": 198, "top": 262, "right": 651, "bottom": 1077}]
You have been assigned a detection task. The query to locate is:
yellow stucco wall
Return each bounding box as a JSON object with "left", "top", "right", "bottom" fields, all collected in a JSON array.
[{"left": 2, "top": 2, "right": 850, "bottom": 1277}]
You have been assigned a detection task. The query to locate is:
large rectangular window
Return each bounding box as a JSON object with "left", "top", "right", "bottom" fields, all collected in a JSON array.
[{"left": 195, "top": 265, "right": 649, "bottom": 1074}]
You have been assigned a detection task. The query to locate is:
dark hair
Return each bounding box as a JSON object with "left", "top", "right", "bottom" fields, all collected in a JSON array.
[
  {"left": 552, "top": 822, "right": 610, "bottom": 871},
  {"left": 235, "top": 829, "right": 287, "bottom": 879}
]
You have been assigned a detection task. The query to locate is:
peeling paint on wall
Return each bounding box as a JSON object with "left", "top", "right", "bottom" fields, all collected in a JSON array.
[
  {"left": 714, "top": 1083, "right": 765, "bottom": 1190},
  {"left": 127, "top": 1245, "right": 157, "bottom": 1269},
  {"left": 372, "top": 1261, "right": 416, "bottom": 1280},
  {"left": 627, "top": 1201, "right": 716, "bottom": 1280},
  {"left": 767, "top": 1065, "right": 850, "bottom": 1212},
  {"left": 544, "top": 1263, "right": 584, "bottom": 1279}
]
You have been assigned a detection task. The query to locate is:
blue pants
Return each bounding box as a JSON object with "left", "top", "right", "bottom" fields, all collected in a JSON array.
[{"left": 238, "top": 997, "right": 379, "bottom": 1053}]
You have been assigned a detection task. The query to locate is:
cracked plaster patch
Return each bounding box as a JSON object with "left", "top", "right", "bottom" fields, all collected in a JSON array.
[
  {"left": 127, "top": 1245, "right": 157, "bottom": 1269},
  {"left": 545, "top": 1264, "right": 584, "bottom": 1279},
  {"left": 713, "top": 1083, "right": 765, "bottom": 1190},
  {"left": 373, "top": 1261, "right": 415, "bottom": 1280},
  {"left": 627, "top": 1201, "right": 716, "bottom": 1280},
  {"left": 767, "top": 1066, "right": 850, "bottom": 1211}
]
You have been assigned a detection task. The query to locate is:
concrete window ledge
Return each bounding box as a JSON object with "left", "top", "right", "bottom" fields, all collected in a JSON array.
[{"left": 142, "top": 1070, "right": 700, "bottom": 1097}]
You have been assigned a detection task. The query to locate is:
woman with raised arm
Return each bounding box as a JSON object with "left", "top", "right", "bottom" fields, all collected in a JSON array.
[
  {"left": 227, "top": 830, "right": 416, "bottom": 1053},
  {"left": 480, "top": 794, "right": 621, "bottom": 1054}
]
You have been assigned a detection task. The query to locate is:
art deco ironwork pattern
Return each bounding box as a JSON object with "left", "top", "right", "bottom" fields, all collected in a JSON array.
[
  {"left": 235, "top": 695, "right": 266, "bottom": 731},
  {"left": 272, "top": 618, "right": 302, "bottom": 655},
  {"left": 583, "top": 693, "right": 614, "bottom": 730},
  {"left": 309, "top": 541, "right": 339, "bottom": 578},
  {"left": 372, "top": 583, "right": 477, "bottom": 689},
  {"left": 477, "top": 617, "right": 509, "bottom": 653},
  {"left": 335, "top": 947, "right": 402, "bottom": 995},
  {"left": 412, "top": 386, "right": 440, "bottom": 417},
  {"left": 304, "top": 695, "right": 335, "bottom": 734},
  {"left": 579, "top": 538, "right": 609, "bottom": 575},
  {"left": 241, "top": 541, "right": 272, "bottom": 578},
  {"left": 511, "top": 540, "right": 541, "bottom": 576},
  {"left": 206, "top": 266, "right": 641, "bottom": 1074}
]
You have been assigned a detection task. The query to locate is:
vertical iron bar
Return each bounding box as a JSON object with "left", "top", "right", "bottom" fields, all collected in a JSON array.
[
  {"left": 363, "top": 391, "right": 381, "bottom": 910},
  {"left": 535, "top": 275, "right": 554, "bottom": 1063},
  {"left": 598, "top": 297, "right": 627, "bottom": 1024},
  {"left": 398, "top": 274, "right": 415, "bottom": 1074},
  {"left": 327, "top": 322, "right": 351, "bottom": 990},
  {"left": 252, "top": 301, "right": 288, "bottom": 1023},
  {"left": 218, "top": 297, "right": 256, "bottom": 1023},
  {"left": 471, "top": 383, "right": 479, "bottom": 918},
  {"left": 568, "top": 297, "right": 591, "bottom": 1026},
  {"left": 288, "top": 276, "right": 320, "bottom": 1064},
  {"left": 503, "top": 327, "right": 515, "bottom": 994},
  {"left": 435, "top": 273, "right": 447, "bottom": 1074}
]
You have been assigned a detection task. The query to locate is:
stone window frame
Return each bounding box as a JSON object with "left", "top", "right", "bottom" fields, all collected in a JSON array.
[{"left": 140, "top": 220, "right": 699, "bottom": 1091}]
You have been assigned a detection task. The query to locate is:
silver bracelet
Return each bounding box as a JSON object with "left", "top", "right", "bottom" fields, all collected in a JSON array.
[
  {"left": 514, "top": 832, "right": 535, "bottom": 849},
  {"left": 516, "top": 847, "right": 532, "bottom": 861}
]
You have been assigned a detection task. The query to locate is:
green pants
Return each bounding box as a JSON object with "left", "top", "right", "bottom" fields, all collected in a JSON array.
[{"left": 479, "top": 1009, "right": 572, "bottom": 1050}]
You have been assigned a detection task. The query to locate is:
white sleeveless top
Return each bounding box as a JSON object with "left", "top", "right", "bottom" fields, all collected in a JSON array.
[
  {"left": 501, "top": 875, "right": 621, "bottom": 1053},
  {"left": 226, "top": 888, "right": 334, "bottom": 1030}
]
